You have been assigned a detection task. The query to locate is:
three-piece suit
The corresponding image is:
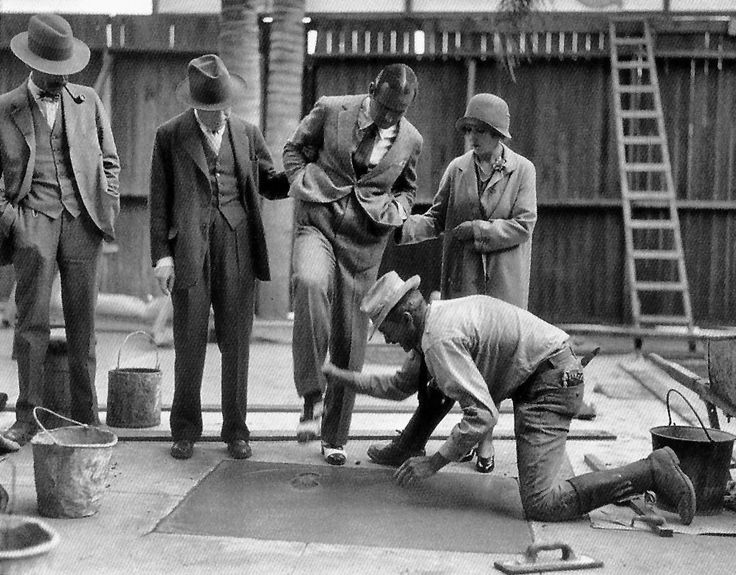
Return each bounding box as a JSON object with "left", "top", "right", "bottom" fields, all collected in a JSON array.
[
  {"left": 0, "top": 79, "right": 120, "bottom": 425},
  {"left": 149, "top": 109, "right": 289, "bottom": 443}
]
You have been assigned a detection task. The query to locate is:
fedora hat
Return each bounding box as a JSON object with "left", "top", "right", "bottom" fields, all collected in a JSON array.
[
  {"left": 10, "top": 14, "right": 90, "bottom": 75},
  {"left": 361, "top": 272, "right": 421, "bottom": 338},
  {"left": 455, "top": 93, "right": 512, "bottom": 139},
  {"left": 176, "top": 54, "right": 247, "bottom": 111}
]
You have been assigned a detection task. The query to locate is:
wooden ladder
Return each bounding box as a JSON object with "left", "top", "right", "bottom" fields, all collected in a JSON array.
[{"left": 609, "top": 19, "right": 694, "bottom": 343}]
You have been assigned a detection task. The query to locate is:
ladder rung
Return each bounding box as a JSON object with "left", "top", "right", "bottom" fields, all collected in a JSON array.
[
  {"left": 638, "top": 314, "right": 692, "bottom": 325},
  {"left": 617, "top": 85, "right": 656, "bottom": 94},
  {"left": 626, "top": 191, "right": 671, "bottom": 199},
  {"left": 635, "top": 281, "right": 685, "bottom": 292},
  {"left": 620, "top": 110, "right": 659, "bottom": 119},
  {"left": 615, "top": 61, "right": 652, "bottom": 69},
  {"left": 624, "top": 163, "right": 668, "bottom": 172},
  {"left": 622, "top": 136, "right": 664, "bottom": 144},
  {"left": 632, "top": 250, "right": 680, "bottom": 260},
  {"left": 614, "top": 37, "right": 647, "bottom": 45},
  {"left": 629, "top": 220, "right": 675, "bottom": 230}
]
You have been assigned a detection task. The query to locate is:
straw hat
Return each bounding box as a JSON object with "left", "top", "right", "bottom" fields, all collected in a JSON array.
[
  {"left": 361, "top": 271, "right": 421, "bottom": 337},
  {"left": 455, "top": 93, "right": 512, "bottom": 139},
  {"left": 176, "top": 54, "right": 247, "bottom": 111},
  {"left": 10, "top": 13, "right": 90, "bottom": 75}
]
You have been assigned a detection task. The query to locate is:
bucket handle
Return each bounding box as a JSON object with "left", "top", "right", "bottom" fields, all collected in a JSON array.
[
  {"left": 665, "top": 388, "right": 715, "bottom": 443},
  {"left": 33, "top": 406, "right": 89, "bottom": 446},
  {"left": 116, "top": 330, "right": 160, "bottom": 370}
]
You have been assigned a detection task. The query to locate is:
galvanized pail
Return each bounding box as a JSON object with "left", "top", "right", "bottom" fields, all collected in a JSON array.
[
  {"left": 650, "top": 389, "right": 735, "bottom": 515},
  {"left": 31, "top": 407, "right": 118, "bottom": 519},
  {"left": 106, "top": 331, "right": 162, "bottom": 428}
]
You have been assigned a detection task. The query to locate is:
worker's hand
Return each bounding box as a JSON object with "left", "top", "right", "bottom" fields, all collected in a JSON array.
[
  {"left": 301, "top": 145, "right": 319, "bottom": 162},
  {"left": 452, "top": 221, "right": 474, "bottom": 242},
  {"left": 322, "top": 362, "right": 352, "bottom": 388},
  {"left": 154, "top": 264, "right": 175, "bottom": 296},
  {"left": 394, "top": 455, "right": 438, "bottom": 487}
]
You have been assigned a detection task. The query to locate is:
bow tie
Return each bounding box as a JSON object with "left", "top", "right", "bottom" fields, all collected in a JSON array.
[{"left": 38, "top": 90, "right": 60, "bottom": 102}]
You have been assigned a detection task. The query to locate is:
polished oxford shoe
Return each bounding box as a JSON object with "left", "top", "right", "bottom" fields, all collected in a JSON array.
[
  {"left": 322, "top": 442, "right": 346, "bottom": 466},
  {"left": 227, "top": 439, "right": 252, "bottom": 460},
  {"left": 170, "top": 439, "right": 194, "bottom": 460}
]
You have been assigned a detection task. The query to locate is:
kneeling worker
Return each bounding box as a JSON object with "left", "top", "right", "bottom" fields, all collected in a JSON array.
[{"left": 322, "top": 271, "right": 696, "bottom": 524}]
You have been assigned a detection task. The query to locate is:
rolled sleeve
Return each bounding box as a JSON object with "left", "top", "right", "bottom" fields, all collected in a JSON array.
[
  {"left": 438, "top": 399, "right": 494, "bottom": 461},
  {"left": 425, "top": 337, "right": 498, "bottom": 460}
]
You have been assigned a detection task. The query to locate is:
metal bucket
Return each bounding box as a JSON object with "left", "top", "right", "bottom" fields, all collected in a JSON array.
[
  {"left": 31, "top": 407, "right": 118, "bottom": 519},
  {"left": 0, "top": 515, "right": 59, "bottom": 574},
  {"left": 106, "top": 331, "right": 162, "bottom": 428},
  {"left": 650, "top": 389, "right": 735, "bottom": 515}
]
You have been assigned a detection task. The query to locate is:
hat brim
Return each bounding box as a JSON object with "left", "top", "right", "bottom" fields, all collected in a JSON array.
[
  {"left": 175, "top": 73, "right": 248, "bottom": 111},
  {"left": 455, "top": 116, "right": 511, "bottom": 139},
  {"left": 368, "top": 274, "right": 422, "bottom": 340},
  {"left": 10, "top": 32, "right": 90, "bottom": 75}
]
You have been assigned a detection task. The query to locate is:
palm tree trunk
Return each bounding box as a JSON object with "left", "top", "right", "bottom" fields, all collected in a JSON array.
[
  {"left": 219, "top": 0, "right": 261, "bottom": 125},
  {"left": 258, "top": 0, "right": 305, "bottom": 318}
]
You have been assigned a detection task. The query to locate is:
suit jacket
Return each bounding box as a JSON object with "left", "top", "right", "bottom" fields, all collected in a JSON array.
[
  {"left": 283, "top": 94, "right": 423, "bottom": 229},
  {"left": 149, "top": 109, "right": 289, "bottom": 289},
  {"left": 400, "top": 145, "right": 536, "bottom": 308},
  {"left": 0, "top": 79, "right": 121, "bottom": 264}
]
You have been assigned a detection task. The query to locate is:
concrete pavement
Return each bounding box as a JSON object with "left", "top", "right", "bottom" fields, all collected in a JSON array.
[{"left": 0, "top": 324, "right": 734, "bottom": 574}]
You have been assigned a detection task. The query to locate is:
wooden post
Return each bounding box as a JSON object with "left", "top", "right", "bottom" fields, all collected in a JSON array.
[{"left": 464, "top": 57, "right": 476, "bottom": 153}]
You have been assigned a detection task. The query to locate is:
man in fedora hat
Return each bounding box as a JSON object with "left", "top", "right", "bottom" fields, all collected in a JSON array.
[
  {"left": 149, "top": 54, "right": 290, "bottom": 460},
  {"left": 283, "top": 63, "right": 423, "bottom": 465},
  {"left": 322, "top": 271, "right": 697, "bottom": 525},
  {"left": 0, "top": 13, "right": 120, "bottom": 450}
]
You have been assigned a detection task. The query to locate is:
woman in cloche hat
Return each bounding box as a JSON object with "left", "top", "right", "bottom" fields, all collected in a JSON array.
[{"left": 367, "top": 93, "right": 538, "bottom": 474}]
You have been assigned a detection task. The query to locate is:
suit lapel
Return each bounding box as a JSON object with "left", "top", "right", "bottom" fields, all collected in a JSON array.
[
  {"left": 338, "top": 100, "right": 361, "bottom": 176},
  {"left": 228, "top": 117, "right": 250, "bottom": 181},
  {"left": 457, "top": 153, "right": 483, "bottom": 220},
  {"left": 179, "top": 110, "right": 209, "bottom": 178},
  {"left": 9, "top": 82, "right": 35, "bottom": 200}
]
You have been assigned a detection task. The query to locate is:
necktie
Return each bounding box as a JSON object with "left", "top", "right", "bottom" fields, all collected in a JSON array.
[{"left": 352, "top": 123, "right": 378, "bottom": 179}]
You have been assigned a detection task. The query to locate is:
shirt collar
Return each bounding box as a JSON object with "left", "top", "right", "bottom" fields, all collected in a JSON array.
[
  {"left": 28, "top": 75, "right": 57, "bottom": 102},
  {"left": 357, "top": 96, "right": 398, "bottom": 139},
  {"left": 194, "top": 109, "right": 226, "bottom": 136}
]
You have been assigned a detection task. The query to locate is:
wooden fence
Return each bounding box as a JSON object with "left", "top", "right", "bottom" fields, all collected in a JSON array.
[{"left": 0, "top": 12, "right": 735, "bottom": 324}]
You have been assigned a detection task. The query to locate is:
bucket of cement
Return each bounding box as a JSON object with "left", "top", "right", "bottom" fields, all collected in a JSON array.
[
  {"left": 31, "top": 407, "right": 118, "bottom": 519},
  {"left": 106, "top": 331, "right": 162, "bottom": 428},
  {"left": 0, "top": 515, "right": 59, "bottom": 573},
  {"left": 650, "top": 389, "right": 735, "bottom": 515}
]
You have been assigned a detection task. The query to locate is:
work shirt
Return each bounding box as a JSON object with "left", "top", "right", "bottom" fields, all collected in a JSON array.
[{"left": 347, "top": 295, "right": 568, "bottom": 461}]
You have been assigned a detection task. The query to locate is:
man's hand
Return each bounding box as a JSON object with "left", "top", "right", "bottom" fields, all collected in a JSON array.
[
  {"left": 452, "top": 221, "right": 474, "bottom": 242},
  {"left": 321, "top": 363, "right": 353, "bottom": 388},
  {"left": 394, "top": 453, "right": 448, "bottom": 487},
  {"left": 154, "top": 264, "right": 175, "bottom": 296}
]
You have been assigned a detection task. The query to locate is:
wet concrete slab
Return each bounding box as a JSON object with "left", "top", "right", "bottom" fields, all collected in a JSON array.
[{"left": 156, "top": 460, "right": 530, "bottom": 554}]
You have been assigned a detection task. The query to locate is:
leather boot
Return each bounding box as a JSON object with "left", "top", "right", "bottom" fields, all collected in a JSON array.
[
  {"left": 367, "top": 387, "right": 454, "bottom": 466},
  {"left": 569, "top": 447, "right": 695, "bottom": 525}
]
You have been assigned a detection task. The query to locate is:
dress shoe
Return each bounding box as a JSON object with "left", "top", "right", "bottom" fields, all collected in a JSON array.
[
  {"left": 170, "top": 439, "right": 194, "bottom": 460},
  {"left": 367, "top": 439, "right": 425, "bottom": 467},
  {"left": 3, "top": 421, "right": 38, "bottom": 447},
  {"left": 475, "top": 454, "right": 495, "bottom": 474},
  {"left": 227, "top": 439, "right": 252, "bottom": 460},
  {"left": 321, "top": 442, "right": 346, "bottom": 466},
  {"left": 296, "top": 398, "right": 323, "bottom": 443},
  {"left": 649, "top": 447, "right": 696, "bottom": 525}
]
